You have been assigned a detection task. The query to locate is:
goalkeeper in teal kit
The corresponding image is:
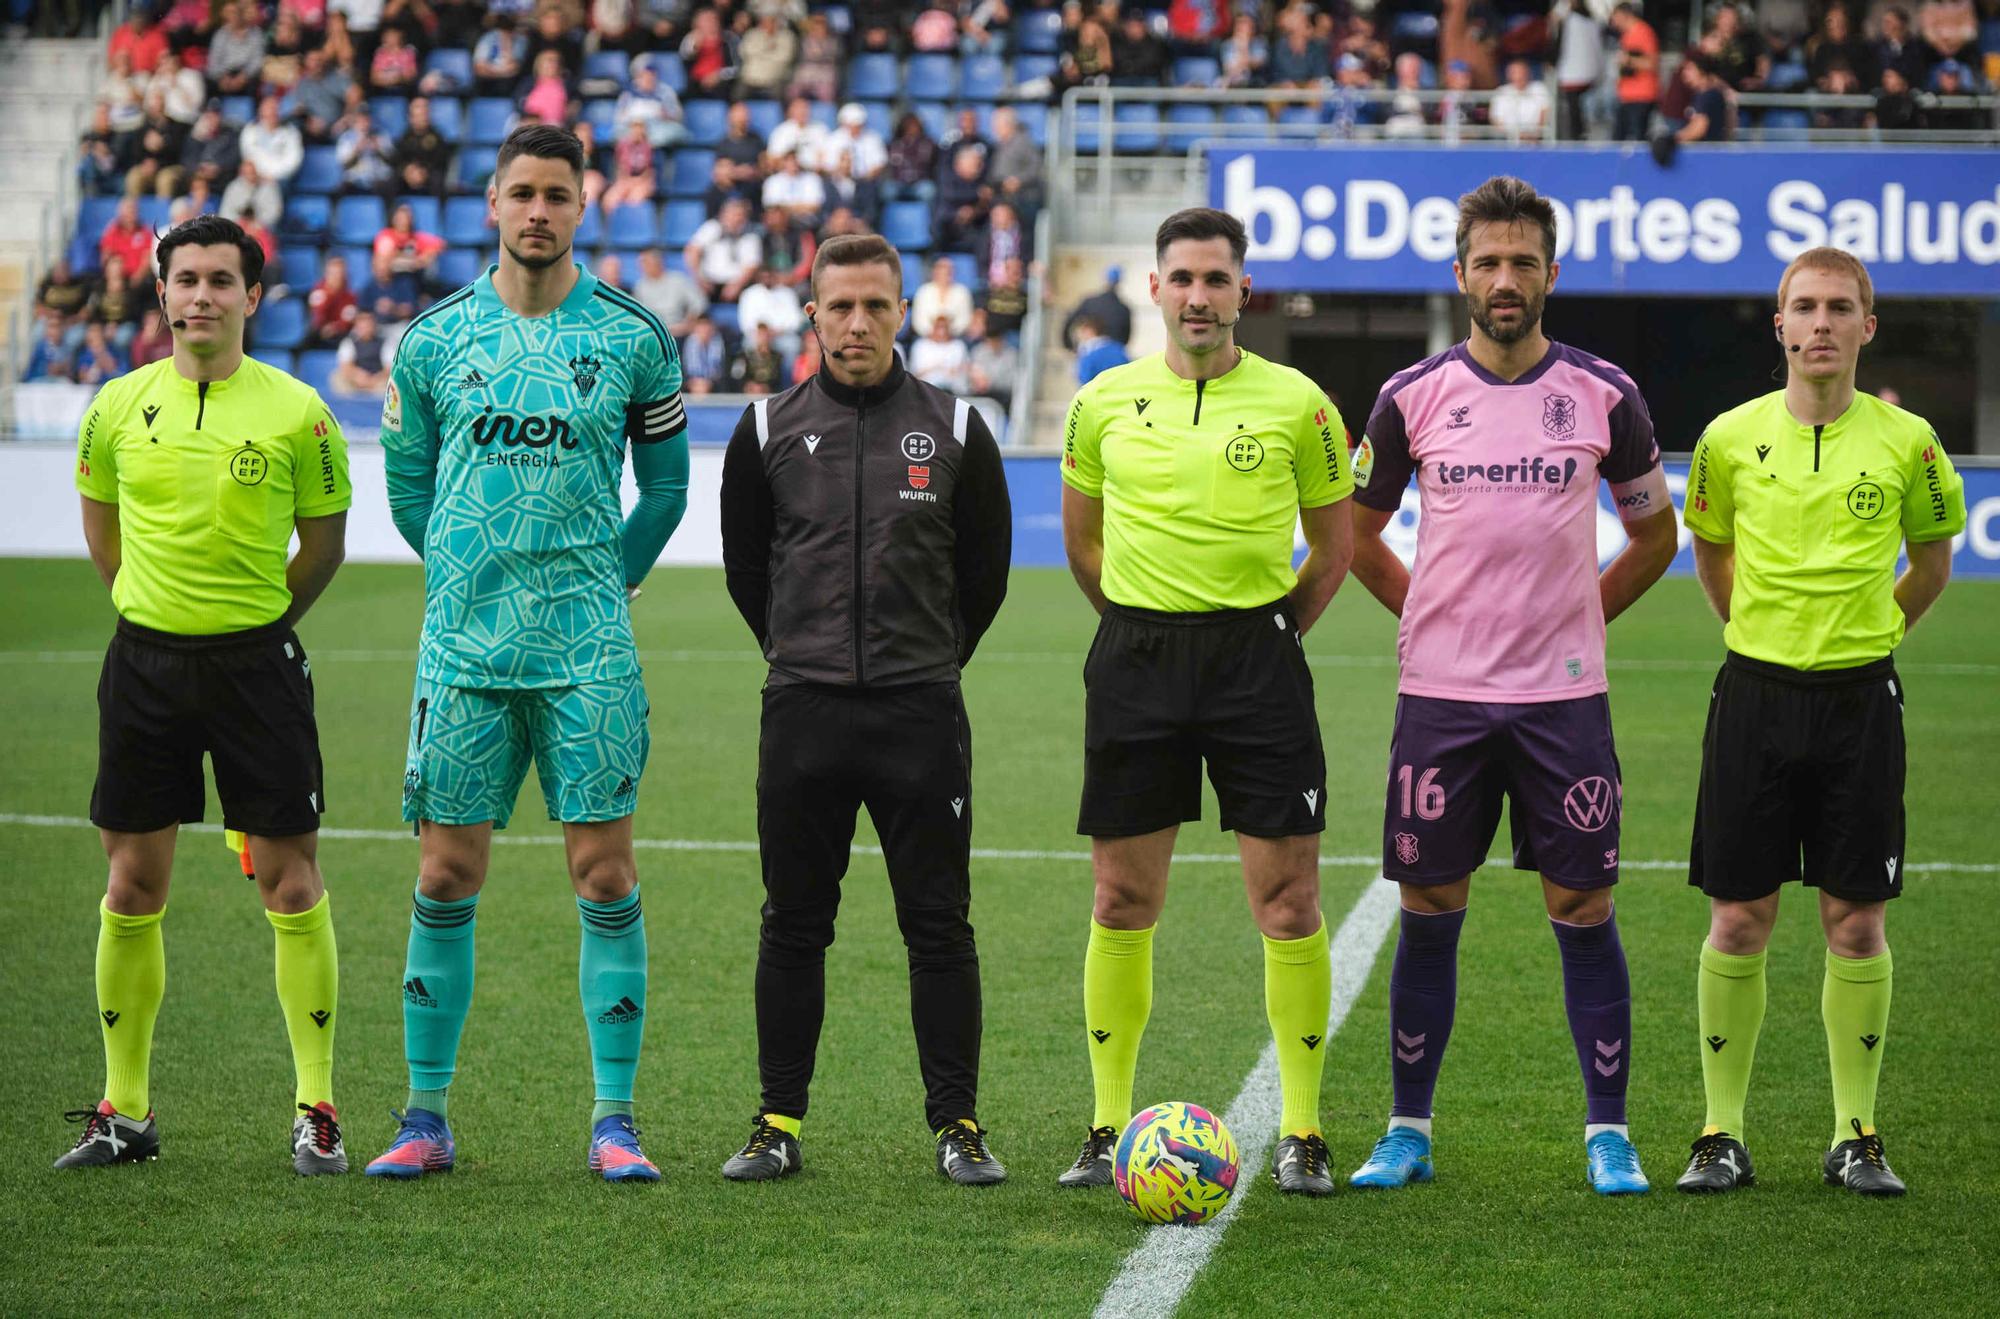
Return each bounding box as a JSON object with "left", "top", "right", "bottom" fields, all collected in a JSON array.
[{"left": 366, "top": 125, "right": 690, "bottom": 1182}]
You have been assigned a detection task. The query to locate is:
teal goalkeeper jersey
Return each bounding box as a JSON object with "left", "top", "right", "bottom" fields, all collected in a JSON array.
[{"left": 382, "top": 265, "right": 687, "bottom": 688}]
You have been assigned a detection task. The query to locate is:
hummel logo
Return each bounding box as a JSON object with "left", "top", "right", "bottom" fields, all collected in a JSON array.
[
  {"left": 1090, "top": 1029, "right": 1111, "bottom": 1043},
  {"left": 1301, "top": 1034, "right": 1322, "bottom": 1050},
  {"left": 614, "top": 776, "right": 634, "bottom": 796},
  {"left": 1446, "top": 405, "right": 1471, "bottom": 430},
  {"left": 1135, "top": 398, "right": 1150, "bottom": 415},
  {"left": 1706, "top": 1034, "right": 1727, "bottom": 1052},
  {"left": 1756, "top": 444, "right": 1771, "bottom": 463},
  {"left": 102, "top": 1010, "right": 120, "bottom": 1028},
  {"left": 1861, "top": 1033, "right": 1880, "bottom": 1051},
  {"left": 310, "top": 1009, "right": 331, "bottom": 1028},
  {"left": 803, "top": 433, "right": 822, "bottom": 453},
  {"left": 597, "top": 995, "right": 644, "bottom": 1025},
  {"left": 403, "top": 976, "right": 438, "bottom": 1009},
  {"left": 950, "top": 797, "right": 964, "bottom": 817},
  {"left": 457, "top": 368, "right": 487, "bottom": 390},
  {"left": 142, "top": 405, "right": 160, "bottom": 427},
  {"left": 1884, "top": 856, "right": 1899, "bottom": 881},
  {"left": 1302, "top": 788, "right": 1320, "bottom": 811}
]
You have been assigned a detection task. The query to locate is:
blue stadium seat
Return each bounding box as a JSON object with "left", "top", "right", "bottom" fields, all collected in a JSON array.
[
  {"left": 468, "top": 97, "right": 515, "bottom": 146},
  {"left": 68, "top": 231, "right": 100, "bottom": 274},
  {"left": 582, "top": 97, "right": 618, "bottom": 140},
  {"left": 684, "top": 99, "right": 729, "bottom": 144},
  {"left": 607, "top": 201, "right": 660, "bottom": 247},
  {"left": 137, "top": 197, "right": 171, "bottom": 231},
  {"left": 1391, "top": 12, "right": 1440, "bottom": 44},
  {"left": 912, "top": 101, "right": 952, "bottom": 142},
  {"left": 424, "top": 48, "right": 473, "bottom": 92},
  {"left": 744, "top": 98, "right": 783, "bottom": 138},
  {"left": 294, "top": 146, "right": 343, "bottom": 194},
  {"left": 333, "top": 195, "right": 385, "bottom": 246},
  {"left": 949, "top": 252, "right": 980, "bottom": 291},
  {"left": 395, "top": 195, "right": 441, "bottom": 235},
  {"left": 633, "top": 51, "right": 686, "bottom": 93},
  {"left": 669, "top": 148, "right": 715, "bottom": 197},
  {"left": 1765, "top": 61, "right": 1809, "bottom": 92},
  {"left": 255, "top": 296, "right": 308, "bottom": 351},
  {"left": 281, "top": 246, "right": 321, "bottom": 291},
  {"left": 370, "top": 95, "right": 408, "bottom": 140},
  {"left": 1113, "top": 103, "right": 1162, "bottom": 153},
  {"left": 880, "top": 201, "right": 933, "bottom": 251},
  {"left": 79, "top": 195, "right": 119, "bottom": 238},
  {"left": 1074, "top": 102, "right": 1112, "bottom": 153},
  {"left": 443, "top": 196, "right": 489, "bottom": 244},
  {"left": 295, "top": 349, "right": 337, "bottom": 397},
  {"left": 961, "top": 54, "right": 1006, "bottom": 101},
  {"left": 438, "top": 246, "right": 483, "bottom": 289},
  {"left": 429, "top": 96, "right": 464, "bottom": 142},
  {"left": 1019, "top": 8, "right": 1063, "bottom": 54},
  {"left": 1011, "top": 53, "right": 1058, "bottom": 86},
  {"left": 280, "top": 193, "right": 330, "bottom": 242},
  {"left": 576, "top": 203, "right": 604, "bottom": 247},
  {"left": 907, "top": 54, "right": 959, "bottom": 100},
  {"left": 846, "top": 53, "right": 900, "bottom": 100},
  {"left": 662, "top": 200, "right": 706, "bottom": 246},
  {"left": 1760, "top": 107, "right": 1811, "bottom": 136},
  {"left": 808, "top": 100, "right": 838, "bottom": 129},
  {"left": 1172, "top": 56, "right": 1221, "bottom": 86},
  {"left": 220, "top": 95, "right": 253, "bottom": 125},
  {"left": 583, "top": 50, "right": 631, "bottom": 92},
  {"left": 708, "top": 301, "right": 739, "bottom": 335},
  {"left": 819, "top": 4, "right": 851, "bottom": 34},
  {"left": 663, "top": 248, "right": 690, "bottom": 277},
  {"left": 1222, "top": 103, "right": 1269, "bottom": 133},
  {"left": 454, "top": 145, "right": 499, "bottom": 190},
  {"left": 858, "top": 101, "right": 895, "bottom": 139},
  {"left": 899, "top": 252, "right": 926, "bottom": 296},
  {"left": 337, "top": 246, "right": 373, "bottom": 280},
  {"left": 1012, "top": 101, "right": 1049, "bottom": 146},
  {"left": 1165, "top": 103, "right": 1217, "bottom": 152}
]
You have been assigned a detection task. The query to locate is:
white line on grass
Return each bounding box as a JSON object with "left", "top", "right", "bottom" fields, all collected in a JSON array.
[
  {"left": 1092, "top": 878, "right": 1402, "bottom": 1319},
  {"left": 0, "top": 814, "right": 1995, "bottom": 873}
]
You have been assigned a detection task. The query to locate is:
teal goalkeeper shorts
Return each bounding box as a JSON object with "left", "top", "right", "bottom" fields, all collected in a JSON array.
[{"left": 401, "top": 674, "right": 651, "bottom": 828}]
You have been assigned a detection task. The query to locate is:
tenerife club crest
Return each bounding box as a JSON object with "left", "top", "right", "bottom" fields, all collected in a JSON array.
[
  {"left": 570, "top": 354, "right": 604, "bottom": 398},
  {"left": 1542, "top": 393, "right": 1577, "bottom": 439}
]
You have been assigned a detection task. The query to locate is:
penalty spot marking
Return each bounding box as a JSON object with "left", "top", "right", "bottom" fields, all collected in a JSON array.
[{"left": 1092, "top": 878, "right": 1401, "bottom": 1319}]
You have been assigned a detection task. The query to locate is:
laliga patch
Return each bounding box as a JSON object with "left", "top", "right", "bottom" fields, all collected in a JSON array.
[
  {"left": 1352, "top": 435, "right": 1375, "bottom": 488},
  {"left": 382, "top": 380, "right": 403, "bottom": 432}
]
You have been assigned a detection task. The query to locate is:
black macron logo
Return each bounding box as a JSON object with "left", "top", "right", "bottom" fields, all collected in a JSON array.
[
  {"left": 1134, "top": 398, "right": 1150, "bottom": 415},
  {"left": 102, "top": 1010, "right": 120, "bottom": 1028},
  {"left": 614, "top": 776, "right": 634, "bottom": 796},
  {"left": 1301, "top": 1034, "right": 1322, "bottom": 1051},
  {"left": 1090, "top": 1029, "right": 1111, "bottom": 1044},
  {"left": 1756, "top": 444, "right": 1771, "bottom": 463},
  {"left": 310, "top": 1009, "right": 331, "bottom": 1028},
  {"left": 141, "top": 404, "right": 160, "bottom": 428},
  {"left": 1861, "top": 1034, "right": 1880, "bottom": 1050},
  {"left": 1706, "top": 1034, "right": 1727, "bottom": 1052}
]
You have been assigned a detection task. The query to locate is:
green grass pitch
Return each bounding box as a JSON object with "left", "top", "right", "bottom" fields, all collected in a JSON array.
[{"left": 0, "top": 558, "right": 1995, "bottom": 1317}]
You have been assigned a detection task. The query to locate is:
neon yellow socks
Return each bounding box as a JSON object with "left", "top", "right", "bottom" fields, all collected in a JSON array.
[
  {"left": 763, "top": 1113, "right": 802, "bottom": 1137},
  {"left": 1264, "top": 921, "right": 1331, "bottom": 1137},
  {"left": 268, "top": 893, "right": 338, "bottom": 1109},
  {"left": 1083, "top": 921, "right": 1154, "bottom": 1131},
  {"left": 96, "top": 900, "right": 165, "bottom": 1117},
  {"left": 1824, "top": 948, "right": 1892, "bottom": 1147},
  {"left": 1697, "top": 941, "right": 1766, "bottom": 1139}
]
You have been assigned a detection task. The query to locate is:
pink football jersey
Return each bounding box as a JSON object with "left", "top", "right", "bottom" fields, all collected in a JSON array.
[{"left": 1355, "top": 342, "right": 1661, "bottom": 702}]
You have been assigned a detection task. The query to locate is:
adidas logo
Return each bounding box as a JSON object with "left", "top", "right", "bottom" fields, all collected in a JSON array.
[
  {"left": 1706, "top": 1034, "right": 1727, "bottom": 1052},
  {"left": 596, "top": 995, "right": 644, "bottom": 1025},
  {"left": 1861, "top": 1033, "right": 1880, "bottom": 1051},
  {"left": 457, "top": 368, "right": 487, "bottom": 390},
  {"left": 101, "top": 1009, "right": 120, "bottom": 1028},
  {"left": 403, "top": 977, "right": 438, "bottom": 1009},
  {"left": 310, "top": 1009, "right": 331, "bottom": 1029},
  {"left": 614, "top": 776, "right": 635, "bottom": 796},
  {"left": 1090, "top": 1029, "right": 1111, "bottom": 1044},
  {"left": 1301, "top": 1033, "right": 1322, "bottom": 1051},
  {"left": 142, "top": 404, "right": 160, "bottom": 427}
]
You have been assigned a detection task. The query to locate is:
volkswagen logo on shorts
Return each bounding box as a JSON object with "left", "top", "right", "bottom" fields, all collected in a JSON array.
[
  {"left": 1562, "top": 776, "right": 1618, "bottom": 832},
  {"left": 902, "top": 431, "right": 937, "bottom": 463}
]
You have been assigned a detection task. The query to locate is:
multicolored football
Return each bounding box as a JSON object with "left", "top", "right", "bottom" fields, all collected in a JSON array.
[{"left": 1113, "top": 1102, "right": 1240, "bottom": 1226}]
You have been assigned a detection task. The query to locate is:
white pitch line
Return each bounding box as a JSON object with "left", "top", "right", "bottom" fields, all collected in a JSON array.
[
  {"left": 0, "top": 814, "right": 1995, "bottom": 874},
  {"left": 1092, "top": 878, "right": 1402, "bottom": 1319}
]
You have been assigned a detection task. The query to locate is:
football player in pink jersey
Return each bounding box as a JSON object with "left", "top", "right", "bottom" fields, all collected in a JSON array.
[{"left": 1345, "top": 176, "right": 1680, "bottom": 1195}]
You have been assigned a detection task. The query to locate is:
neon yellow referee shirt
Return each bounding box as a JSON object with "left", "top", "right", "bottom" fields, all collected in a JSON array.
[
  {"left": 1685, "top": 389, "right": 1965, "bottom": 670},
  {"left": 1062, "top": 349, "right": 1353, "bottom": 612},
  {"left": 75, "top": 356, "right": 352, "bottom": 635}
]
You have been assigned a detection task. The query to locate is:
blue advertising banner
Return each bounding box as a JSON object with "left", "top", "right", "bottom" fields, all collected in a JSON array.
[
  {"left": 1001, "top": 456, "right": 2000, "bottom": 578},
  {"left": 1209, "top": 146, "right": 2000, "bottom": 297}
]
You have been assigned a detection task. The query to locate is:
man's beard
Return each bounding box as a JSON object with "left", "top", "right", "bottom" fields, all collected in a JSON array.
[
  {"left": 1469, "top": 287, "right": 1546, "bottom": 345},
  {"left": 503, "top": 234, "right": 570, "bottom": 270}
]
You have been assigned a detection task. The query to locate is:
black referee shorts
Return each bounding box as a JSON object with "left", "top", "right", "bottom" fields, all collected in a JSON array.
[
  {"left": 1078, "top": 600, "right": 1326, "bottom": 839},
  {"left": 92, "top": 616, "right": 326, "bottom": 837},
  {"left": 1689, "top": 651, "right": 1905, "bottom": 904}
]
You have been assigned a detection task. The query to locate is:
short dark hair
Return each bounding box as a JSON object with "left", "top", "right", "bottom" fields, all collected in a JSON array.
[
  {"left": 154, "top": 213, "right": 265, "bottom": 288},
  {"left": 1454, "top": 175, "right": 1558, "bottom": 266},
  {"left": 495, "top": 123, "right": 586, "bottom": 187},
  {"left": 810, "top": 233, "right": 904, "bottom": 301},
  {"left": 1155, "top": 207, "right": 1248, "bottom": 268}
]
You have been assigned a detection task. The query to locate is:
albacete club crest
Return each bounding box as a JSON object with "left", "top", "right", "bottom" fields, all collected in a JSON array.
[
  {"left": 1542, "top": 393, "right": 1577, "bottom": 438},
  {"left": 570, "top": 354, "right": 603, "bottom": 398}
]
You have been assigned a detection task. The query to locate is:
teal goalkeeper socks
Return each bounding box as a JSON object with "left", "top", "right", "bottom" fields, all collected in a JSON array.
[
  {"left": 402, "top": 889, "right": 478, "bottom": 1115},
  {"left": 579, "top": 888, "right": 648, "bottom": 1116}
]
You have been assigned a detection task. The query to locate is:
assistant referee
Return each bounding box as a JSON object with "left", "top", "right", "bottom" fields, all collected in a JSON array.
[
  {"left": 57, "top": 216, "right": 352, "bottom": 1176},
  {"left": 1057, "top": 208, "right": 1354, "bottom": 1195},
  {"left": 1675, "top": 247, "right": 1964, "bottom": 1199},
  {"left": 718, "top": 234, "right": 1013, "bottom": 1185}
]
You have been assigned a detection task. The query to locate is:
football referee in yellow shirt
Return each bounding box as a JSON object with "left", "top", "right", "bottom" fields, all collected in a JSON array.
[
  {"left": 1675, "top": 248, "right": 1963, "bottom": 1198},
  {"left": 1057, "top": 208, "right": 1354, "bottom": 1195},
  {"left": 57, "top": 216, "right": 353, "bottom": 1175}
]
